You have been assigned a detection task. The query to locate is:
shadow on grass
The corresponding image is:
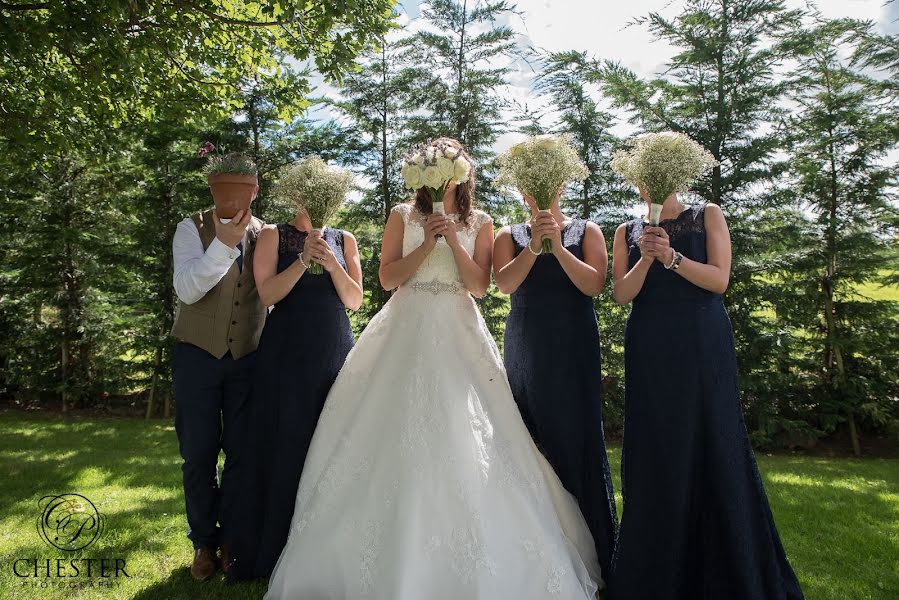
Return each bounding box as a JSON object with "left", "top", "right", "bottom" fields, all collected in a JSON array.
[
  {"left": 128, "top": 568, "right": 267, "bottom": 600},
  {"left": 0, "top": 413, "right": 180, "bottom": 515}
]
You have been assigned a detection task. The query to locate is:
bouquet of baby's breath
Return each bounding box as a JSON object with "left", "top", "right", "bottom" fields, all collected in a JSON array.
[
  {"left": 401, "top": 140, "right": 472, "bottom": 215},
  {"left": 496, "top": 134, "right": 589, "bottom": 253},
  {"left": 611, "top": 132, "right": 717, "bottom": 226},
  {"left": 276, "top": 156, "right": 354, "bottom": 274}
]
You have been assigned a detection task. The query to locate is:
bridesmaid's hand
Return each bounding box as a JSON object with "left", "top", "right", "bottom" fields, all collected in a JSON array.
[
  {"left": 308, "top": 237, "right": 339, "bottom": 273},
  {"left": 532, "top": 211, "right": 562, "bottom": 248},
  {"left": 641, "top": 226, "right": 673, "bottom": 264}
]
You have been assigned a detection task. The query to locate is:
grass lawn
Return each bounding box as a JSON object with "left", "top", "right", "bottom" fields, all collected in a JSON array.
[{"left": 0, "top": 411, "right": 896, "bottom": 600}]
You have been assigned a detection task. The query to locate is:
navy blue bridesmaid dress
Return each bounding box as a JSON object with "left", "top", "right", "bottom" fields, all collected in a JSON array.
[
  {"left": 607, "top": 205, "right": 804, "bottom": 599},
  {"left": 503, "top": 219, "right": 618, "bottom": 579},
  {"left": 228, "top": 224, "right": 354, "bottom": 581}
]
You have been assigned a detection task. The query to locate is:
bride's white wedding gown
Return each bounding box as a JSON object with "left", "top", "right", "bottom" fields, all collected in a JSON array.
[{"left": 265, "top": 204, "right": 601, "bottom": 599}]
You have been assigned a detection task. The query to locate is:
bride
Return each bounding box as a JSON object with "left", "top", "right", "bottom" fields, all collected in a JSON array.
[{"left": 265, "top": 138, "right": 602, "bottom": 599}]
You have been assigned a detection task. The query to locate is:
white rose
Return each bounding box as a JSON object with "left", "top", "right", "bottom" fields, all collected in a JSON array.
[
  {"left": 421, "top": 165, "right": 444, "bottom": 189},
  {"left": 443, "top": 145, "right": 459, "bottom": 159},
  {"left": 403, "top": 163, "right": 423, "bottom": 189},
  {"left": 453, "top": 157, "right": 471, "bottom": 184},
  {"left": 436, "top": 157, "right": 454, "bottom": 180}
]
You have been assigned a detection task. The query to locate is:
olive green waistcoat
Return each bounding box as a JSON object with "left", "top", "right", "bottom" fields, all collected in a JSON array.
[{"left": 171, "top": 210, "right": 266, "bottom": 359}]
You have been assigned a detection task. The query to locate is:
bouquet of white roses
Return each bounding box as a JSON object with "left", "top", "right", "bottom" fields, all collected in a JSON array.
[
  {"left": 496, "top": 134, "right": 589, "bottom": 253},
  {"left": 611, "top": 131, "right": 717, "bottom": 226},
  {"left": 276, "top": 156, "right": 354, "bottom": 274},
  {"left": 401, "top": 140, "right": 472, "bottom": 216}
]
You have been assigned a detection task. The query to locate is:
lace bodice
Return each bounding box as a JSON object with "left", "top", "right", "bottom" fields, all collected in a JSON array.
[
  {"left": 392, "top": 203, "right": 492, "bottom": 293},
  {"left": 626, "top": 204, "right": 717, "bottom": 304},
  {"left": 508, "top": 219, "right": 593, "bottom": 309},
  {"left": 274, "top": 224, "right": 347, "bottom": 309}
]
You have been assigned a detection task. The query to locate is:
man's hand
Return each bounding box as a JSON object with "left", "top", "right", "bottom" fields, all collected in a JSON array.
[{"left": 214, "top": 209, "right": 251, "bottom": 248}]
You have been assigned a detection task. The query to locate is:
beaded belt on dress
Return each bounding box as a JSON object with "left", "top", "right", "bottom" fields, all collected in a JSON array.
[{"left": 404, "top": 280, "right": 466, "bottom": 295}]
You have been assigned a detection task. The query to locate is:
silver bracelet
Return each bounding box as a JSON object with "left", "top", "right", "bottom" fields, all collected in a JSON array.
[
  {"left": 527, "top": 240, "right": 543, "bottom": 256},
  {"left": 664, "top": 250, "right": 683, "bottom": 270},
  {"left": 298, "top": 252, "right": 309, "bottom": 269}
]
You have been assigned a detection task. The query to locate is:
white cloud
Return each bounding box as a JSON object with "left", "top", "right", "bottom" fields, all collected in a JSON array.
[{"left": 303, "top": 0, "right": 894, "bottom": 154}]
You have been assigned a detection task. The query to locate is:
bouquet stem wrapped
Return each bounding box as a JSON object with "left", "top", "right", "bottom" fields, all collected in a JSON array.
[
  {"left": 496, "top": 135, "right": 589, "bottom": 253},
  {"left": 611, "top": 132, "right": 718, "bottom": 226},
  {"left": 276, "top": 156, "right": 354, "bottom": 274}
]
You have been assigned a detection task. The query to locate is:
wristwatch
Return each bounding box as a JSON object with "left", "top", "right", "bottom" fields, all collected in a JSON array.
[{"left": 665, "top": 250, "right": 684, "bottom": 270}]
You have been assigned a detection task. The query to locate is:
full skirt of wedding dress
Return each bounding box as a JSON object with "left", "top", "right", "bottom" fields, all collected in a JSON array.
[{"left": 265, "top": 284, "right": 601, "bottom": 600}]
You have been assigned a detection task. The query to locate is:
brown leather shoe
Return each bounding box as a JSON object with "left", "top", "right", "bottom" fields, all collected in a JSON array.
[
  {"left": 219, "top": 543, "right": 232, "bottom": 575},
  {"left": 190, "top": 547, "right": 217, "bottom": 581}
]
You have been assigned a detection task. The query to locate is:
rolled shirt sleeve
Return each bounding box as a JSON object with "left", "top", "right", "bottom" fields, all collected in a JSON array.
[{"left": 172, "top": 217, "right": 242, "bottom": 305}]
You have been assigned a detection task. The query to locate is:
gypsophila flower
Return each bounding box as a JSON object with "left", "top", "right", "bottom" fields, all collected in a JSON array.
[
  {"left": 611, "top": 131, "right": 717, "bottom": 225},
  {"left": 275, "top": 156, "right": 354, "bottom": 274},
  {"left": 496, "top": 134, "right": 589, "bottom": 253}
]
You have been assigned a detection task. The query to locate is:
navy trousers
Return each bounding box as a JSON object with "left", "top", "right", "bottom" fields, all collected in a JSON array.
[{"left": 173, "top": 342, "right": 256, "bottom": 550}]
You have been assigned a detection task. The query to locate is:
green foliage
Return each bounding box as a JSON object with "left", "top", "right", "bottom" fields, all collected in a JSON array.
[
  {"left": 0, "top": 0, "right": 395, "bottom": 411},
  {"left": 329, "top": 30, "right": 418, "bottom": 320},
  {"left": 0, "top": 0, "right": 896, "bottom": 454},
  {"left": 0, "top": 0, "right": 395, "bottom": 155},
  {"left": 534, "top": 50, "right": 634, "bottom": 221},
  {"left": 589, "top": 0, "right": 860, "bottom": 446}
]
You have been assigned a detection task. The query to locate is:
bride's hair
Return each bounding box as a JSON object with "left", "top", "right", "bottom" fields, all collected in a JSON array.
[{"left": 412, "top": 137, "right": 476, "bottom": 224}]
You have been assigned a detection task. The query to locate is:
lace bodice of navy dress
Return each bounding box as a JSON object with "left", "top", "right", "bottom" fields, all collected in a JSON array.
[
  {"left": 625, "top": 204, "right": 717, "bottom": 303},
  {"left": 274, "top": 224, "right": 349, "bottom": 308}
]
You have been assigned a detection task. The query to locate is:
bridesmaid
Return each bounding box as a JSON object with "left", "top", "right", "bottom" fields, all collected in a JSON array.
[
  {"left": 226, "top": 203, "right": 363, "bottom": 581},
  {"left": 607, "top": 190, "right": 804, "bottom": 599},
  {"left": 493, "top": 190, "right": 618, "bottom": 580}
]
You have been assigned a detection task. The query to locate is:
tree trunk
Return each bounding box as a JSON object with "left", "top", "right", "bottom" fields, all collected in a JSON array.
[
  {"left": 454, "top": 0, "right": 469, "bottom": 141},
  {"left": 60, "top": 164, "right": 87, "bottom": 410},
  {"left": 145, "top": 322, "right": 166, "bottom": 419},
  {"left": 61, "top": 343, "right": 68, "bottom": 413},
  {"left": 162, "top": 163, "right": 177, "bottom": 420},
  {"left": 823, "top": 108, "right": 859, "bottom": 456},
  {"left": 248, "top": 86, "right": 266, "bottom": 218},
  {"left": 374, "top": 44, "right": 393, "bottom": 311}
]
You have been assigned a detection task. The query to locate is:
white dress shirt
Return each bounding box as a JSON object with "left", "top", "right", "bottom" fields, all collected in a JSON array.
[{"left": 172, "top": 217, "right": 245, "bottom": 305}]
